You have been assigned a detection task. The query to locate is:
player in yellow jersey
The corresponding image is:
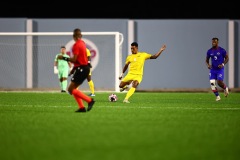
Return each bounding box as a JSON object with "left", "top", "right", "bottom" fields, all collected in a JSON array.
[
  {"left": 86, "top": 48, "right": 95, "bottom": 96},
  {"left": 119, "top": 42, "right": 166, "bottom": 103}
]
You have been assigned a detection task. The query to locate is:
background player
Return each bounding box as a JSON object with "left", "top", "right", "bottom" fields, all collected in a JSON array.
[
  {"left": 206, "top": 37, "right": 229, "bottom": 101},
  {"left": 54, "top": 46, "right": 72, "bottom": 92},
  {"left": 86, "top": 48, "right": 95, "bottom": 96}
]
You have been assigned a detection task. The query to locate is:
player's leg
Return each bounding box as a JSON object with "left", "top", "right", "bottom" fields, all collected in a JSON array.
[
  {"left": 123, "top": 75, "right": 142, "bottom": 103},
  {"left": 210, "top": 79, "right": 220, "bottom": 101},
  {"left": 87, "top": 70, "right": 95, "bottom": 96},
  {"left": 209, "top": 70, "right": 220, "bottom": 101},
  {"left": 68, "top": 66, "right": 95, "bottom": 112},
  {"left": 119, "top": 83, "right": 130, "bottom": 92},
  {"left": 88, "top": 79, "right": 95, "bottom": 96},
  {"left": 216, "top": 69, "right": 229, "bottom": 97},
  {"left": 119, "top": 74, "right": 132, "bottom": 92},
  {"left": 57, "top": 71, "right": 63, "bottom": 92},
  {"left": 61, "top": 69, "right": 69, "bottom": 92},
  {"left": 59, "top": 78, "right": 62, "bottom": 91},
  {"left": 61, "top": 77, "right": 68, "bottom": 92}
]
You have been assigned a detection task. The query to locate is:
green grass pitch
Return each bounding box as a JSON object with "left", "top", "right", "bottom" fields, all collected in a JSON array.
[{"left": 0, "top": 91, "right": 240, "bottom": 160}]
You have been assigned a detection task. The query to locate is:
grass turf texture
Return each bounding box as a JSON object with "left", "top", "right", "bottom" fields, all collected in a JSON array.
[{"left": 0, "top": 92, "right": 240, "bottom": 160}]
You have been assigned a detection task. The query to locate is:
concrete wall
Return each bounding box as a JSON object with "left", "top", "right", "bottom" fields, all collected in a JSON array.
[{"left": 0, "top": 18, "right": 238, "bottom": 91}]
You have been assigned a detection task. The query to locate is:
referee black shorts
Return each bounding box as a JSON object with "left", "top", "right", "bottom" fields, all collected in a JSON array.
[{"left": 71, "top": 65, "right": 90, "bottom": 85}]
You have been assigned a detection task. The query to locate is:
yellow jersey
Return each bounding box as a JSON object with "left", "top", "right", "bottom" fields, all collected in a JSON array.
[
  {"left": 126, "top": 52, "right": 151, "bottom": 75},
  {"left": 86, "top": 48, "right": 91, "bottom": 57}
]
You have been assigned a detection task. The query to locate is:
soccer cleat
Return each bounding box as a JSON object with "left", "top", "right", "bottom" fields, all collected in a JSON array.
[
  {"left": 224, "top": 87, "right": 229, "bottom": 97},
  {"left": 88, "top": 93, "right": 95, "bottom": 97},
  {"left": 87, "top": 99, "right": 95, "bottom": 111},
  {"left": 75, "top": 108, "right": 86, "bottom": 112},
  {"left": 123, "top": 99, "right": 130, "bottom": 103},
  {"left": 61, "top": 90, "right": 66, "bottom": 93},
  {"left": 120, "top": 86, "right": 128, "bottom": 92},
  {"left": 216, "top": 96, "right": 221, "bottom": 101}
]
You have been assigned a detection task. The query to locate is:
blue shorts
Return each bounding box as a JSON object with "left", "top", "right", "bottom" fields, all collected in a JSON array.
[{"left": 209, "top": 69, "right": 224, "bottom": 81}]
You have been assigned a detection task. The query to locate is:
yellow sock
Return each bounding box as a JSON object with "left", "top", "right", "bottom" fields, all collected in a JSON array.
[
  {"left": 125, "top": 87, "right": 136, "bottom": 100},
  {"left": 88, "top": 80, "right": 95, "bottom": 94}
]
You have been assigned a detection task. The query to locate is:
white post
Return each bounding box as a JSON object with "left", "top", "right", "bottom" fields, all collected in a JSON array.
[
  {"left": 115, "top": 32, "right": 120, "bottom": 92},
  {"left": 26, "top": 20, "right": 33, "bottom": 88},
  {"left": 228, "top": 21, "right": 234, "bottom": 89}
]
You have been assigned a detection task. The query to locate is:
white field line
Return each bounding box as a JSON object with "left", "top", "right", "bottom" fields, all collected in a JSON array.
[{"left": 0, "top": 104, "right": 240, "bottom": 110}]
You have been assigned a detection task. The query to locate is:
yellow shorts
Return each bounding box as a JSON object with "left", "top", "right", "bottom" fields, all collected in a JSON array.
[{"left": 122, "top": 73, "right": 143, "bottom": 84}]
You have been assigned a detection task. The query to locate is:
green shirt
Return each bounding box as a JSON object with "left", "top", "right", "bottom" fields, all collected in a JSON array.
[{"left": 55, "top": 53, "right": 70, "bottom": 70}]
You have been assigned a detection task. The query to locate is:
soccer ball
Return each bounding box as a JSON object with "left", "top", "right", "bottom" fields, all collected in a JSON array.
[{"left": 108, "top": 93, "right": 118, "bottom": 102}]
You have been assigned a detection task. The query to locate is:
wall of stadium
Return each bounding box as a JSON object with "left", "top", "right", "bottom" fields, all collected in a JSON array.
[{"left": 0, "top": 18, "right": 239, "bottom": 91}]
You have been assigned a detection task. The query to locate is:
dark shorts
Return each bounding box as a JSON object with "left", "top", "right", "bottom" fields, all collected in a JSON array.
[
  {"left": 209, "top": 69, "right": 224, "bottom": 81},
  {"left": 71, "top": 66, "right": 90, "bottom": 85}
]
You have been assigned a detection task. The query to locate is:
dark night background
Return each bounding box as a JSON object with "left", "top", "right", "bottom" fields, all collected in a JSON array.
[{"left": 0, "top": 2, "right": 238, "bottom": 19}]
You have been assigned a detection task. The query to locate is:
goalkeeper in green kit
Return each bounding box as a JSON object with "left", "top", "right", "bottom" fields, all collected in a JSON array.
[{"left": 54, "top": 46, "right": 72, "bottom": 92}]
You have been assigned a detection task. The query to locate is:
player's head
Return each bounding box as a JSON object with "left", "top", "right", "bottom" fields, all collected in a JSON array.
[
  {"left": 73, "top": 28, "right": 82, "bottom": 41},
  {"left": 131, "top": 42, "right": 138, "bottom": 54},
  {"left": 131, "top": 42, "right": 138, "bottom": 47},
  {"left": 212, "top": 37, "right": 219, "bottom": 48},
  {"left": 60, "top": 46, "right": 66, "bottom": 53}
]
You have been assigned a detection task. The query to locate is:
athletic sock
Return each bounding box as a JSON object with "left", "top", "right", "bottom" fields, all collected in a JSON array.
[
  {"left": 212, "top": 88, "right": 219, "bottom": 96},
  {"left": 223, "top": 84, "right": 226, "bottom": 90},
  {"left": 62, "top": 79, "right": 67, "bottom": 91},
  {"left": 88, "top": 80, "right": 95, "bottom": 94},
  {"left": 125, "top": 87, "right": 136, "bottom": 100},
  {"left": 72, "top": 89, "right": 92, "bottom": 103},
  {"left": 72, "top": 94, "right": 85, "bottom": 109}
]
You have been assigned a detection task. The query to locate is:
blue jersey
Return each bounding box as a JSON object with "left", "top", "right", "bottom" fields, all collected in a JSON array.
[{"left": 206, "top": 46, "right": 227, "bottom": 70}]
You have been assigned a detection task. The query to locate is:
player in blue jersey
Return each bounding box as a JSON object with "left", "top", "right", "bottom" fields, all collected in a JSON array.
[{"left": 205, "top": 37, "right": 229, "bottom": 101}]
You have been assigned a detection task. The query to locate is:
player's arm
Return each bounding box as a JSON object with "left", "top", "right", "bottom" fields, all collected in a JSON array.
[
  {"left": 218, "top": 53, "right": 229, "bottom": 69},
  {"left": 68, "top": 62, "right": 72, "bottom": 68},
  {"left": 223, "top": 53, "right": 229, "bottom": 65},
  {"left": 87, "top": 56, "right": 92, "bottom": 68},
  {"left": 205, "top": 56, "right": 212, "bottom": 69},
  {"left": 119, "top": 62, "right": 130, "bottom": 80},
  {"left": 150, "top": 44, "right": 166, "bottom": 59},
  {"left": 54, "top": 61, "right": 58, "bottom": 67},
  {"left": 68, "top": 62, "right": 73, "bottom": 73},
  {"left": 58, "top": 54, "right": 77, "bottom": 63},
  {"left": 54, "top": 61, "right": 58, "bottom": 74},
  {"left": 68, "top": 64, "right": 75, "bottom": 76}
]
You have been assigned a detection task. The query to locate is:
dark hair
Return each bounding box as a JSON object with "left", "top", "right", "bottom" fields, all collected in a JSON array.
[
  {"left": 73, "top": 28, "right": 82, "bottom": 39},
  {"left": 61, "top": 46, "right": 66, "bottom": 49},
  {"left": 131, "top": 42, "right": 138, "bottom": 47},
  {"left": 212, "top": 37, "right": 219, "bottom": 41}
]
